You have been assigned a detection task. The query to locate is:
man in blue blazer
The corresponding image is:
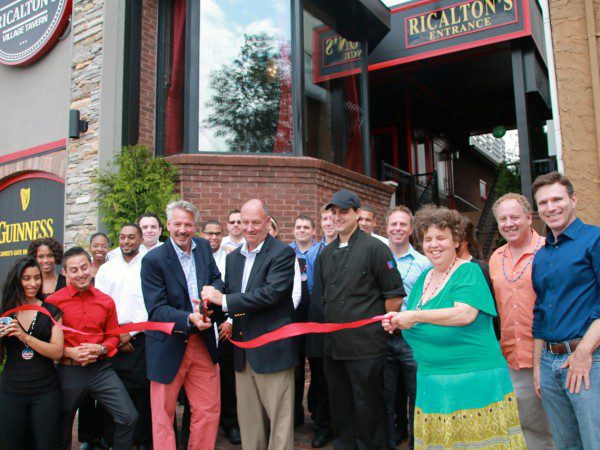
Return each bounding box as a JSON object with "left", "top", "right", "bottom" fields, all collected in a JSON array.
[
  {"left": 141, "top": 200, "right": 224, "bottom": 450},
  {"left": 202, "top": 199, "right": 297, "bottom": 450}
]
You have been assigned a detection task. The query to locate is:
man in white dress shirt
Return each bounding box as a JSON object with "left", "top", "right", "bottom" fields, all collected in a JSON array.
[
  {"left": 201, "top": 220, "right": 241, "bottom": 445},
  {"left": 95, "top": 223, "right": 151, "bottom": 449},
  {"left": 107, "top": 212, "right": 164, "bottom": 261},
  {"left": 359, "top": 205, "right": 390, "bottom": 245},
  {"left": 221, "top": 209, "right": 245, "bottom": 252}
]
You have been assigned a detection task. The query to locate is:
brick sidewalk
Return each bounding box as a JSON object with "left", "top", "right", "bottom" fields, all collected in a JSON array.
[
  {"left": 71, "top": 366, "right": 408, "bottom": 450},
  {"left": 73, "top": 404, "right": 408, "bottom": 449}
]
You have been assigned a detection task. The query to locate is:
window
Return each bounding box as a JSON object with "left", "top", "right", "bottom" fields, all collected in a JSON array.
[
  {"left": 303, "top": 5, "right": 366, "bottom": 172},
  {"left": 479, "top": 179, "right": 487, "bottom": 199},
  {"left": 196, "top": 0, "right": 292, "bottom": 153}
]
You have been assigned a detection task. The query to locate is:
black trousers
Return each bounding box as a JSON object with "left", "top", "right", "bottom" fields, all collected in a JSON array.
[
  {"left": 307, "top": 356, "right": 331, "bottom": 433},
  {"left": 324, "top": 355, "right": 387, "bottom": 450},
  {"left": 294, "top": 336, "right": 306, "bottom": 422},
  {"left": 56, "top": 361, "right": 138, "bottom": 450},
  {"left": 102, "top": 387, "right": 151, "bottom": 446},
  {"left": 0, "top": 389, "right": 61, "bottom": 450},
  {"left": 77, "top": 395, "right": 104, "bottom": 442},
  {"left": 105, "top": 334, "right": 152, "bottom": 446},
  {"left": 218, "top": 337, "right": 238, "bottom": 431}
]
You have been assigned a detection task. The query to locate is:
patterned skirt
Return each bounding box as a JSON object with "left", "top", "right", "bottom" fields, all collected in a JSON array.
[{"left": 414, "top": 367, "right": 526, "bottom": 449}]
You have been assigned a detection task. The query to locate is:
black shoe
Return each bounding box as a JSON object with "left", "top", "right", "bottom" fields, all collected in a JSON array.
[
  {"left": 97, "top": 438, "right": 110, "bottom": 450},
  {"left": 311, "top": 430, "right": 331, "bottom": 448},
  {"left": 79, "top": 443, "right": 93, "bottom": 450},
  {"left": 226, "top": 426, "right": 241, "bottom": 445},
  {"left": 394, "top": 427, "right": 405, "bottom": 445}
]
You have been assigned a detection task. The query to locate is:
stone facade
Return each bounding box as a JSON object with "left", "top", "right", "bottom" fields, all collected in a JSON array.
[
  {"left": 167, "top": 154, "right": 395, "bottom": 242},
  {"left": 549, "top": 0, "right": 600, "bottom": 224},
  {"left": 64, "top": 0, "right": 105, "bottom": 247}
]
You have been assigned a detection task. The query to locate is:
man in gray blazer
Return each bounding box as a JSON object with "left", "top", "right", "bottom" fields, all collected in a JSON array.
[{"left": 202, "top": 199, "right": 297, "bottom": 450}]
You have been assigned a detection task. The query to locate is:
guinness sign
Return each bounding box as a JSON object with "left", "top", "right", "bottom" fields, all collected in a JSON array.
[
  {"left": 0, "top": 174, "right": 64, "bottom": 278},
  {"left": 0, "top": 0, "right": 72, "bottom": 66}
]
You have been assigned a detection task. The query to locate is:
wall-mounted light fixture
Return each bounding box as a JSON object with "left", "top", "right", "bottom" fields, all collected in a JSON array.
[{"left": 69, "top": 109, "right": 88, "bottom": 138}]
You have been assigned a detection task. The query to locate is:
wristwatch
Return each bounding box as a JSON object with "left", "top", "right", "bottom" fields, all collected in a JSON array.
[{"left": 100, "top": 344, "right": 107, "bottom": 355}]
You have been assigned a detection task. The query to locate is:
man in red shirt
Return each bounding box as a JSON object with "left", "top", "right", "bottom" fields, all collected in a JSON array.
[{"left": 47, "top": 246, "right": 138, "bottom": 450}]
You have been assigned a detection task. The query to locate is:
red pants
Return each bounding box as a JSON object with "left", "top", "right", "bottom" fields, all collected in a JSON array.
[{"left": 150, "top": 335, "right": 220, "bottom": 450}]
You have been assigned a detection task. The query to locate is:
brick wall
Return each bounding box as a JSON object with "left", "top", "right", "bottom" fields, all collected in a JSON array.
[
  {"left": 139, "top": 0, "right": 158, "bottom": 148},
  {"left": 452, "top": 150, "right": 496, "bottom": 214},
  {"left": 167, "top": 154, "right": 395, "bottom": 242},
  {"left": 0, "top": 150, "right": 66, "bottom": 182}
]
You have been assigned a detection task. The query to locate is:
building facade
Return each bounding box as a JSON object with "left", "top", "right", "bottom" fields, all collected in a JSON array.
[
  {"left": 0, "top": 0, "right": 566, "bottom": 275},
  {"left": 548, "top": 0, "right": 600, "bottom": 224}
]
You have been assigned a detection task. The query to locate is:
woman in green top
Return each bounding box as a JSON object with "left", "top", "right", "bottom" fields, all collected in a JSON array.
[{"left": 382, "top": 206, "right": 525, "bottom": 449}]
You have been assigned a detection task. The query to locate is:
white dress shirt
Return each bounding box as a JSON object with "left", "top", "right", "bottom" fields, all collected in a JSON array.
[
  {"left": 291, "top": 259, "right": 302, "bottom": 309},
  {"left": 212, "top": 247, "right": 226, "bottom": 282},
  {"left": 170, "top": 238, "right": 199, "bottom": 310},
  {"left": 107, "top": 240, "right": 163, "bottom": 261},
  {"left": 95, "top": 251, "right": 148, "bottom": 335},
  {"left": 371, "top": 233, "right": 390, "bottom": 246},
  {"left": 222, "top": 240, "right": 264, "bottom": 312},
  {"left": 221, "top": 235, "right": 245, "bottom": 251}
]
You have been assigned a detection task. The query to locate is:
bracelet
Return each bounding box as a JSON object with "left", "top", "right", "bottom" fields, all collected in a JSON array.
[{"left": 100, "top": 344, "right": 107, "bottom": 355}]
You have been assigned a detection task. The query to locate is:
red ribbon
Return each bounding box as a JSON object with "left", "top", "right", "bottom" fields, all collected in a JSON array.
[
  {"left": 2, "top": 305, "right": 387, "bottom": 349},
  {"left": 229, "top": 315, "right": 386, "bottom": 349},
  {"left": 1, "top": 304, "right": 175, "bottom": 336}
]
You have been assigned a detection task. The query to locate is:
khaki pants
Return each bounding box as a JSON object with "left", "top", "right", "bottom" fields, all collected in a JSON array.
[
  {"left": 235, "top": 362, "right": 295, "bottom": 450},
  {"left": 509, "top": 367, "right": 555, "bottom": 450}
]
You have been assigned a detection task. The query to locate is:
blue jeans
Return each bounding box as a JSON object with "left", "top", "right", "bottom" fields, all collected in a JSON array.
[
  {"left": 383, "top": 333, "right": 416, "bottom": 450},
  {"left": 540, "top": 347, "right": 600, "bottom": 450}
]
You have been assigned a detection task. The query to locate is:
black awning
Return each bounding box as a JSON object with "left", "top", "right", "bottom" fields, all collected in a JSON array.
[{"left": 309, "top": 0, "right": 391, "bottom": 49}]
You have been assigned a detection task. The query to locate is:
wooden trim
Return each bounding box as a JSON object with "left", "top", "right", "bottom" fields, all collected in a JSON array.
[{"left": 0, "top": 139, "right": 67, "bottom": 165}]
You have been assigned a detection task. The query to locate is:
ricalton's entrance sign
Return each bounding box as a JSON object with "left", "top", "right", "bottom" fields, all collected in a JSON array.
[
  {"left": 0, "top": 0, "right": 71, "bottom": 66},
  {"left": 313, "top": 0, "right": 535, "bottom": 82}
]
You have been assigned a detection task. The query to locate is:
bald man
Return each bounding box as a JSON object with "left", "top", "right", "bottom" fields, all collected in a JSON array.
[{"left": 202, "top": 199, "right": 297, "bottom": 450}]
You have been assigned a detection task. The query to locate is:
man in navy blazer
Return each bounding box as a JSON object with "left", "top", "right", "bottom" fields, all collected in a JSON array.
[
  {"left": 141, "top": 200, "right": 224, "bottom": 450},
  {"left": 202, "top": 199, "right": 297, "bottom": 450}
]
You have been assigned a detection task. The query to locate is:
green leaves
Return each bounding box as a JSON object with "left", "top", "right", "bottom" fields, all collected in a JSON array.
[{"left": 96, "top": 145, "right": 178, "bottom": 243}]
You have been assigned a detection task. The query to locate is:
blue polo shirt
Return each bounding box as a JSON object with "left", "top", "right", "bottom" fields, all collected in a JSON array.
[
  {"left": 394, "top": 244, "right": 431, "bottom": 311},
  {"left": 532, "top": 218, "right": 600, "bottom": 343},
  {"left": 306, "top": 237, "right": 327, "bottom": 294}
]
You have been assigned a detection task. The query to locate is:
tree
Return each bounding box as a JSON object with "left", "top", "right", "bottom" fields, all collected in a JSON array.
[
  {"left": 204, "top": 33, "right": 292, "bottom": 152},
  {"left": 96, "top": 145, "right": 178, "bottom": 243}
]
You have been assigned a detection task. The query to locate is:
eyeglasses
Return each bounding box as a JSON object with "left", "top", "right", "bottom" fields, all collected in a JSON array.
[
  {"left": 204, "top": 232, "right": 222, "bottom": 237},
  {"left": 228, "top": 220, "right": 242, "bottom": 225}
]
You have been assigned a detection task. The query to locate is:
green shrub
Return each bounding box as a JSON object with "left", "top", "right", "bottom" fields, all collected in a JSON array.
[{"left": 96, "top": 145, "right": 179, "bottom": 243}]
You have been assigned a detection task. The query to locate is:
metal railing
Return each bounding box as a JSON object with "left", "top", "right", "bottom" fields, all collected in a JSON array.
[
  {"left": 476, "top": 167, "right": 502, "bottom": 259},
  {"left": 380, "top": 162, "right": 439, "bottom": 210}
]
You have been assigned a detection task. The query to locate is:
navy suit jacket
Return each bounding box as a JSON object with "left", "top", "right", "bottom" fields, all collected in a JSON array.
[
  {"left": 141, "top": 237, "right": 224, "bottom": 384},
  {"left": 225, "top": 234, "right": 298, "bottom": 374}
]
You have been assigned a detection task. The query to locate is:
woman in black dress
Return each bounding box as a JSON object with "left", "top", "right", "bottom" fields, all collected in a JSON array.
[
  {"left": 27, "top": 237, "right": 66, "bottom": 300},
  {"left": 0, "top": 257, "right": 64, "bottom": 450}
]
